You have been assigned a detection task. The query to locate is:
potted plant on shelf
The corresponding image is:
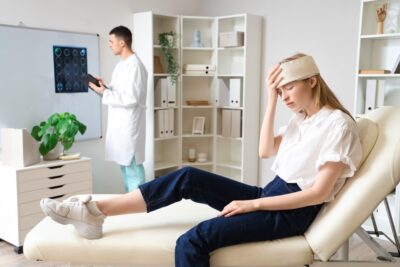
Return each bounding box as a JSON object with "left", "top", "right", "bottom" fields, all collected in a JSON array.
[
  {"left": 158, "top": 31, "right": 179, "bottom": 85},
  {"left": 31, "top": 112, "right": 87, "bottom": 160}
]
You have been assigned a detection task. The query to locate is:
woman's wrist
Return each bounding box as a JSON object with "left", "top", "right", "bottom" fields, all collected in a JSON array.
[{"left": 253, "top": 199, "right": 262, "bottom": 210}]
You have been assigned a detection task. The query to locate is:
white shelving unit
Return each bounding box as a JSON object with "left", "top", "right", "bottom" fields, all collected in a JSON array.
[
  {"left": 355, "top": 0, "right": 400, "bottom": 237},
  {"left": 134, "top": 12, "right": 261, "bottom": 186}
]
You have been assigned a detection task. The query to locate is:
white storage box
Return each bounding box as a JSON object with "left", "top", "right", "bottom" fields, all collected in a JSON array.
[{"left": 219, "top": 31, "right": 244, "bottom": 47}]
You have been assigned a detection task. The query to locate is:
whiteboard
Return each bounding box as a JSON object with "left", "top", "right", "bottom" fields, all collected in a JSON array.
[{"left": 0, "top": 24, "right": 102, "bottom": 144}]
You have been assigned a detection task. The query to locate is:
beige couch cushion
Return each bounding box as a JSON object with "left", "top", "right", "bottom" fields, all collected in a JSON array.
[{"left": 24, "top": 198, "right": 313, "bottom": 267}]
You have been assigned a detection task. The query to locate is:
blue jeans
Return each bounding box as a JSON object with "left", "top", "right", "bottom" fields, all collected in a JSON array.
[
  {"left": 139, "top": 167, "right": 322, "bottom": 267},
  {"left": 120, "top": 157, "right": 145, "bottom": 192}
]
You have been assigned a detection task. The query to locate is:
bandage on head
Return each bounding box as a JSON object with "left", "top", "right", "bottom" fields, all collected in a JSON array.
[{"left": 278, "top": 55, "right": 320, "bottom": 87}]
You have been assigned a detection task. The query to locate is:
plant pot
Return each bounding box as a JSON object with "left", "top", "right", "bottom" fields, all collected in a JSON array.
[
  {"left": 43, "top": 143, "right": 62, "bottom": 161},
  {"left": 166, "top": 35, "right": 174, "bottom": 47}
]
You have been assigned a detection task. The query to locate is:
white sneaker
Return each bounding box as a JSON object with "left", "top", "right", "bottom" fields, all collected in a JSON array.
[{"left": 40, "top": 195, "right": 105, "bottom": 239}]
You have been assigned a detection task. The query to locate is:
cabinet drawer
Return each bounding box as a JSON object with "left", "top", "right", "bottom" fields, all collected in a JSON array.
[
  {"left": 20, "top": 212, "right": 45, "bottom": 231},
  {"left": 18, "top": 180, "right": 92, "bottom": 203},
  {"left": 17, "top": 160, "right": 91, "bottom": 182},
  {"left": 18, "top": 171, "right": 92, "bottom": 192},
  {"left": 19, "top": 189, "right": 92, "bottom": 217}
]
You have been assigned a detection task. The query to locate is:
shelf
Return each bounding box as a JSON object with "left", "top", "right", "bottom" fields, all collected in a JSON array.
[
  {"left": 361, "top": 33, "right": 400, "bottom": 40},
  {"left": 182, "top": 134, "right": 213, "bottom": 138},
  {"left": 217, "top": 74, "right": 244, "bottom": 77},
  {"left": 216, "top": 106, "right": 243, "bottom": 110},
  {"left": 181, "top": 161, "right": 213, "bottom": 166},
  {"left": 182, "top": 47, "right": 214, "bottom": 51},
  {"left": 356, "top": 1, "right": 400, "bottom": 236},
  {"left": 182, "top": 105, "right": 213, "bottom": 109},
  {"left": 218, "top": 46, "right": 244, "bottom": 50},
  {"left": 155, "top": 161, "right": 179, "bottom": 171},
  {"left": 153, "top": 45, "right": 179, "bottom": 49},
  {"left": 154, "top": 136, "right": 178, "bottom": 141},
  {"left": 154, "top": 106, "right": 178, "bottom": 110},
  {"left": 182, "top": 73, "right": 216, "bottom": 77},
  {"left": 358, "top": 74, "right": 400, "bottom": 78},
  {"left": 216, "top": 135, "right": 242, "bottom": 141},
  {"left": 216, "top": 161, "right": 242, "bottom": 170},
  {"left": 136, "top": 12, "right": 260, "bottom": 185}
]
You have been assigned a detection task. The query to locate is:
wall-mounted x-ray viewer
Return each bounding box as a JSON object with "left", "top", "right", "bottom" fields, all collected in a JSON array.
[{"left": 53, "top": 45, "right": 88, "bottom": 93}]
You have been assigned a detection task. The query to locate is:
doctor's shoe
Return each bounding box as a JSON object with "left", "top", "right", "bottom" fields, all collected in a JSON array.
[{"left": 40, "top": 195, "right": 106, "bottom": 239}]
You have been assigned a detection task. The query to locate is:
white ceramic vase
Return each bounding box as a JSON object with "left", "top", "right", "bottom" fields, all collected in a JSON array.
[{"left": 43, "top": 143, "right": 63, "bottom": 161}]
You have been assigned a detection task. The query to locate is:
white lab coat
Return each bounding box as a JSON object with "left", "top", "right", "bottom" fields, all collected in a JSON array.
[{"left": 102, "top": 54, "right": 147, "bottom": 166}]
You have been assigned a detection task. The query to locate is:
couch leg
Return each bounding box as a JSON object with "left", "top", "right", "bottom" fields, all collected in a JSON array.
[
  {"left": 14, "top": 246, "right": 23, "bottom": 254},
  {"left": 356, "top": 227, "right": 394, "bottom": 262}
]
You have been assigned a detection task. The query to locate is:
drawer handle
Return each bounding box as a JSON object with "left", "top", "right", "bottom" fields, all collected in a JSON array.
[
  {"left": 48, "top": 185, "right": 65, "bottom": 190},
  {"left": 49, "top": 194, "right": 65, "bottom": 199},
  {"left": 48, "top": 175, "right": 64, "bottom": 179},
  {"left": 48, "top": 165, "right": 64, "bottom": 169}
]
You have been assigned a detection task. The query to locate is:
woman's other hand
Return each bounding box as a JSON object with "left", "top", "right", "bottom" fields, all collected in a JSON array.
[{"left": 219, "top": 199, "right": 259, "bottom": 217}]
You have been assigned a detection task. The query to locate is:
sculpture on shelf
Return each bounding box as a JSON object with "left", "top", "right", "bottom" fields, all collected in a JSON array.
[{"left": 376, "top": 3, "right": 388, "bottom": 34}]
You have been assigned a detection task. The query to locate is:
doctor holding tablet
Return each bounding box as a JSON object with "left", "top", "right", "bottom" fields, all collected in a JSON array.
[{"left": 89, "top": 25, "right": 148, "bottom": 192}]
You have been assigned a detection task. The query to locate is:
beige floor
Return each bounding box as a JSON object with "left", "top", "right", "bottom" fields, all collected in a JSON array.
[{"left": 1, "top": 235, "right": 400, "bottom": 267}]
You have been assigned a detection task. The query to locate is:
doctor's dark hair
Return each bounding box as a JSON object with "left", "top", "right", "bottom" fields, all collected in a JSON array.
[
  {"left": 109, "top": 26, "right": 132, "bottom": 48},
  {"left": 280, "top": 53, "right": 355, "bottom": 121}
]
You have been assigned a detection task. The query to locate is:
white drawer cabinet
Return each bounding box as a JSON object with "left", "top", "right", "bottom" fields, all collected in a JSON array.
[{"left": 0, "top": 157, "right": 92, "bottom": 253}]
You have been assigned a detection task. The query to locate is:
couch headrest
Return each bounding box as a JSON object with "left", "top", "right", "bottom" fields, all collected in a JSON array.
[{"left": 356, "top": 117, "right": 378, "bottom": 166}]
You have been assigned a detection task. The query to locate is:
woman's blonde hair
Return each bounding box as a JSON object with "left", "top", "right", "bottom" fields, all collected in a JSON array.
[{"left": 280, "top": 53, "right": 354, "bottom": 120}]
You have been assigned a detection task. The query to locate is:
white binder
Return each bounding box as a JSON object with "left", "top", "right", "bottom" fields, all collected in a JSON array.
[
  {"left": 184, "top": 70, "right": 215, "bottom": 75},
  {"left": 222, "top": 109, "right": 232, "bottom": 137},
  {"left": 155, "top": 110, "right": 165, "bottom": 138},
  {"left": 183, "top": 64, "right": 216, "bottom": 71},
  {"left": 216, "top": 79, "right": 230, "bottom": 107},
  {"left": 168, "top": 109, "right": 174, "bottom": 137},
  {"left": 229, "top": 78, "right": 241, "bottom": 108},
  {"left": 155, "top": 78, "right": 168, "bottom": 107},
  {"left": 365, "top": 79, "right": 377, "bottom": 113},
  {"left": 375, "top": 80, "right": 385, "bottom": 108},
  {"left": 163, "top": 109, "right": 170, "bottom": 136},
  {"left": 230, "top": 110, "right": 242, "bottom": 138},
  {"left": 167, "top": 77, "right": 176, "bottom": 107}
]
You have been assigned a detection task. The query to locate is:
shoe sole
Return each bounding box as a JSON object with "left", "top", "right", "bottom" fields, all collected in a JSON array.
[{"left": 40, "top": 199, "right": 103, "bottom": 240}]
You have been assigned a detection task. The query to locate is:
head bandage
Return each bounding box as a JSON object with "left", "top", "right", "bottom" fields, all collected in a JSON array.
[{"left": 278, "top": 55, "right": 320, "bottom": 87}]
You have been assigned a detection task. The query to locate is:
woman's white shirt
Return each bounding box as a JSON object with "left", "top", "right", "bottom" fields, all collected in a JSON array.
[{"left": 271, "top": 107, "right": 362, "bottom": 202}]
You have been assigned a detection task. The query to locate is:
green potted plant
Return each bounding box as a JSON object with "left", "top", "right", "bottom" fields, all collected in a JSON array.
[
  {"left": 158, "top": 31, "right": 179, "bottom": 85},
  {"left": 31, "top": 112, "right": 87, "bottom": 160}
]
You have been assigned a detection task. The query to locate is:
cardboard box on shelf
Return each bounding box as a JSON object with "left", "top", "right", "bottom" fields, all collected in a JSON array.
[{"left": 219, "top": 31, "right": 244, "bottom": 48}]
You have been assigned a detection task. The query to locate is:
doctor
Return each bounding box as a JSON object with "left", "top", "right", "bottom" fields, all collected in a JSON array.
[{"left": 89, "top": 25, "right": 148, "bottom": 192}]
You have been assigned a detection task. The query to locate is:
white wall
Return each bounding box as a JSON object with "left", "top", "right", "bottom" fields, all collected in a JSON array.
[
  {"left": 198, "top": 0, "right": 361, "bottom": 185},
  {"left": 0, "top": 0, "right": 361, "bottom": 190},
  {"left": 0, "top": 0, "right": 200, "bottom": 193}
]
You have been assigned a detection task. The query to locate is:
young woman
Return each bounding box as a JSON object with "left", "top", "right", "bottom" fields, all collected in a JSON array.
[{"left": 41, "top": 53, "right": 362, "bottom": 267}]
